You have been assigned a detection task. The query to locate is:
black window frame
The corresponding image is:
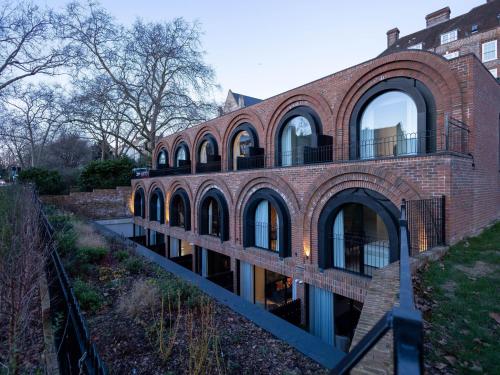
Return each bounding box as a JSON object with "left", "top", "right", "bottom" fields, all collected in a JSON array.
[
  {"left": 242, "top": 188, "right": 291, "bottom": 258},
  {"left": 227, "top": 122, "right": 264, "bottom": 170},
  {"left": 149, "top": 188, "right": 165, "bottom": 224},
  {"left": 198, "top": 188, "right": 229, "bottom": 242},
  {"left": 156, "top": 148, "right": 169, "bottom": 169},
  {"left": 169, "top": 188, "right": 191, "bottom": 230},
  {"left": 134, "top": 187, "right": 145, "bottom": 218},
  {"left": 173, "top": 142, "right": 191, "bottom": 167}
]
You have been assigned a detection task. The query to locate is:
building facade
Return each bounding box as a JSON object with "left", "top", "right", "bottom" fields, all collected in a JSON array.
[
  {"left": 131, "top": 39, "right": 500, "bottom": 350},
  {"left": 383, "top": 0, "right": 500, "bottom": 78}
]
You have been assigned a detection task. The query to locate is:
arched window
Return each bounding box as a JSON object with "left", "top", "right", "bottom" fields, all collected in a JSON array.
[
  {"left": 199, "top": 140, "right": 213, "bottom": 163},
  {"left": 196, "top": 134, "right": 220, "bottom": 172},
  {"left": 243, "top": 188, "right": 291, "bottom": 258},
  {"left": 169, "top": 188, "right": 191, "bottom": 230},
  {"left": 198, "top": 189, "right": 229, "bottom": 241},
  {"left": 350, "top": 77, "right": 436, "bottom": 160},
  {"left": 149, "top": 188, "right": 165, "bottom": 224},
  {"left": 276, "top": 106, "right": 330, "bottom": 167},
  {"left": 134, "top": 188, "right": 145, "bottom": 218},
  {"left": 174, "top": 142, "right": 190, "bottom": 167},
  {"left": 157, "top": 148, "right": 169, "bottom": 169},
  {"left": 228, "top": 123, "right": 263, "bottom": 171},
  {"left": 318, "top": 188, "right": 400, "bottom": 276}
]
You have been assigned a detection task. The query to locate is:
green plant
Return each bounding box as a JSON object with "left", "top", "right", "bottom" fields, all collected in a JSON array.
[
  {"left": 55, "top": 228, "right": 77, "bottom": 257},
  {"left": 79, "top": 157, "right": 134, "bottom": 191},
  {"left": 18, "top": 168, "right": 65, "bottom": 195},
  {"left": 73, "top": 279, "right": 103, "bottom": 313},
  {"left": 115, "top": 250, "right": 130, "bottom": 262},
  {"left": 124, "top": 257, "right": 143, "bottom": 274},
  {"left": 48, "top": 213, "right": 73, "bottom": 232},
  {"left": 158, "top": 275, "right": 205, "bottom": 307},
  {"left": 76, "top": 246, "right": 109, "bottom": 264}
]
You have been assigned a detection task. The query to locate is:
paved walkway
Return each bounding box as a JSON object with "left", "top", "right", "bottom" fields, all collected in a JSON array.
[{"left": 92, "top": 221, "right": 345, "bottom": 369}]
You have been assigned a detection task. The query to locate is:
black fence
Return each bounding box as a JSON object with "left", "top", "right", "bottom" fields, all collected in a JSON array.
[
  {"left": 269, "top": 299, "right": 302, "bottom": 326},
  {"left": 206, "top": 270, "right": 234, "bottom": 292},
  {"left": 330, "top": 234, "right": 390, "bottom": 277},
  {"left": 34, "top": 192, "right": 108, "bottom": 375},
  {"left": 407, "top": 196, "right": 446, "bottom": 255},
  {"left": 170, "top": 254, "right": 193, "bottom": 270},
  {"left": 331, "top": 201, "right": 423, "bottom": 375},
  {"left": 138, "top": 117, "right": 470, "bottom": 178}
]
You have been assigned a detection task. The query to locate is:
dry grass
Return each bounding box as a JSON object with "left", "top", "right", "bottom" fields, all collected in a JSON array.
[
  {"left": 117, "top": 278, "right": 160, "bottom": 319},
  {"left": 73, "top": 220, "right": 107, "bottom": 249}
]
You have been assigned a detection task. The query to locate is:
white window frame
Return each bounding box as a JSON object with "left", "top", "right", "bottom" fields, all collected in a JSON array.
[
  {"left": 482, "top": 40, "right": 497, "bottom": 62},
  {"left": 489, "top": 68, "right": 498, "bottom": 78},
  {"left": 408, "top": 43, "right": 422, "bottom": 50},
  {"left": 440, "top": 29, "right": 458, "bottom": 45},
  {"left": 443, "top": 51, "right": 459, "bottom": 60}
]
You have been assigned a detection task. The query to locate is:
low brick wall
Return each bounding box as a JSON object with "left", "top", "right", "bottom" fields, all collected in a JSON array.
[
  {"left": 41, "top": 186, "right": 132, "bottom": 219},
  {"left": 351, "top": 246, "right": 448, "bottom": 374}
]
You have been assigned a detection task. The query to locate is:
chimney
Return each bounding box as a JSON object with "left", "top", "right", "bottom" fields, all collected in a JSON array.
[
  {"left": 425, "top": 7, "right": 451, "bottom": 28},
  {"left": 387, "top": 28, "right": 400, "bottom": 47}
]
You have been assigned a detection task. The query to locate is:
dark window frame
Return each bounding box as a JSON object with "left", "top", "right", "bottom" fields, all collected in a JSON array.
[
  {"left": 134, "top": 188, "right": 146, "bottom": 218},
  {"left": 242, "top": 188, "right": 291, "bottom": 258},
  {"left": 149, "top": 188, "right": 165, "bottom": 224},
  {"left": 227, "top": 122, "right": 262, "bottom": 170},
  {"left": 349, "top": 77, "right": 436, "bottom": 160},
  {"left": 196, "top": 134, "right": 219, "bottom": 164},
  {"left": 169, "top": 188, "right": 191, "bottom": 230},
  {"left": 156, "top": 148, "right": 169, "bottom": 169},
  {"left": 198, "top": 188, "right": 229, "bottom": 241},
  {"left": 173, "top": 142, "right": 191, "bottom": 167},
  {"left": 317, "top": 188, "right": 400, "bottom": 271}
]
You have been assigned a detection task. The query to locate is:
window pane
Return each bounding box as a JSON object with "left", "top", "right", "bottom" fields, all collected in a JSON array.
[
  {"left": 158, "top": 150, "right": 167, "bottom": 165},
  {"left": 359, "top": 91, "right": 418, "bottom": 159},
  {"left": 254, "top": 200, "right": 269, "bottom": 248},
  {"left": 233, "top": 130, "right": 253, "bottom": 169},
  {"left": 482, "top": 40, "right": 497, "bottom": 62},
  {"left": 176, "top": 147, "right": 186, "bottom": 166},
  {"left": 281, "top": 116, "right": 313, "bottom": 166}
]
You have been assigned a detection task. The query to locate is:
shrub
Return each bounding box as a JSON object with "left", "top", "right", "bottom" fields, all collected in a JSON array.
[
  {"left": 124, "top": 257, "right": 143, "bottom": 274},
  {"left": 48, "top": 213, "right": 73, "bottom": 232},
  {"left": 158, "top": 275, "right": 205, "bottom": 307},
  {"left": 117, "top": 278, "right": 159, "bottom": 319},
  {"left": 72, "top": 221, "right": 107, "bottom": 249},
  {"left": 18, "top": 168, "right": 65, "bottom": 195},
  {"left": 78, "top": 158, "right": 134, "bottom": 192},
  {"left": 73, "top": 279, "right": 103, "bottom": 313},
  {"left": 76, "top": 247, "right": 109, "bottom": 264},
  {"left": 55, "top": 228, "right": 77, "bottom": 257},
  {"left": 115, "top": 250, "right": 130, "bottom": 262}
]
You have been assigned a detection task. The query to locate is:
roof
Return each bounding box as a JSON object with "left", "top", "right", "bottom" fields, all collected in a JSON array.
[
  {"left": 231, "top": 92, "right": 262, "bottom": 107},
  {"left": 380, "top": 0, "right": 500, "bottom": 56}
]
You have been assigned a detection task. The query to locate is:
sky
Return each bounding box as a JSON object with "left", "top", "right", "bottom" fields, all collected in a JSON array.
[{"left": 37, "top": 0, "right": 484, "bottom": 103}]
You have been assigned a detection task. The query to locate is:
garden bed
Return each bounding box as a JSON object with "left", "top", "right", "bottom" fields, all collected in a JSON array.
[{"left": 47, "top": 207, "right": 328, "bottom": 375}]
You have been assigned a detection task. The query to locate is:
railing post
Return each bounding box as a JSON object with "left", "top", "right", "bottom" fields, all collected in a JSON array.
[
  {"left": 441, "top": 195, "right": 446, "bottom": 246},
  {"left": 392, "top": 307, "right": 424, "bottom": 375},
  {"left": 444, "top": 114, "right": 449, "bottom": 151}
]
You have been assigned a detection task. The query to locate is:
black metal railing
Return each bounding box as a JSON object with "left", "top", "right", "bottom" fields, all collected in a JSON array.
[
  {"left": 407, "top": 196, "right": 446, "bottom": 255},
  {"left": 331, "top": 201, "right": 423, "bottom": 375},
  {"left": 330, "top": 234, "right": 390, "bottom": 277},
  {"left": 33, "top": 191, "right": 108, "bottom": 375},
  {"left": 251, "top": 221, "right": 279, "bottom": 252},
  {"left": 206, "top": 270, "right": 234, "bottom": 292},
  {"left": 269, "top": 298, "right": 302, "bottom": 326},
  {"left": 139, "top": 118, "right": 470, "bottom": 179}
]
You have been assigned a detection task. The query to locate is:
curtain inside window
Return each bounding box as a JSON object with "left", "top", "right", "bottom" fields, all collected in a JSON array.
[
  {"left": 281, "top": 125, "right": 293, "bottom": 166},
  {"left": 208, "top": 200, "right": 213, "bottom": 234},
  {"left": 255, "top": 200, "right": 269, "bottom": 248},
  {"left": 308, "top": 285, "right": 335, "bottom": 347},
  {"left": 360, "top": 127, "right": 375, "bottom": 159},
  {"left": 176, "top": 148, "right": 186, "bottom": 166},
  {"left": 200, "top": 141, "right": 208, "bottom": 164},
  {"left": 170, "top": 237, "right": 179, "bottom": 257},
  {"left": 333, "top": 209, "right": 345, "bottom": 268},
  {"left": 150, "top": 230, "right": 157, "bottom": 245},
  {"left": 156, "top": 196, "right": 161, "bottom": 221},
  {"left": 240, "top": 261, "right": 254, "bottom": 303},
  {"left": 202, "top": 248, "right": 208, "bottom": 277}
]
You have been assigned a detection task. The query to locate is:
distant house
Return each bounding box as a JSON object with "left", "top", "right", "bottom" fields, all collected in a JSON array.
[{"left": 222, "top": 90, "right": 262, "bottom": 114}]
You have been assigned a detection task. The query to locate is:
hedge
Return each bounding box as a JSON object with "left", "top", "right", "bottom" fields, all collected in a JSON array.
[{"left": 79, "top": 158, "right": 134, "bottom": 191}]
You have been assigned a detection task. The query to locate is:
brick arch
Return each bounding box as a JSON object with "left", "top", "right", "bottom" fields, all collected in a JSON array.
[
  {"left": 170, "top": 133, "right": 194, "bottom": 167},
  {"left": 302, "top": 166, "right": 423, "bottom": 264},
  {"left": 266, "top": 92, "right": 334, "bottom": 159},
  {"left": 164, "top": 179, "right": 195, "bottom": 226},
  {"left": 334, "top": 51, "right": 464, "bottom": 145},
  {"left": 193, "top": 178, "right": 233, "bottom": 236},
  {"left": 233, "top": 175, "right": 300, "bottom": 245},
  {"left": 152, "top": 140, "right": 170, "bottom": 168},
  {"left": 221, "top": 110, "right": 265, "bottom": 170},
  {"left": 145, "top": 181, "right": 166, "bottom": 221},
  {"left": 131, "top": 181, "right": 147, "bottom": 217},
  {"left": 192, "top": 124, "right": 223, "bottom": 162}
]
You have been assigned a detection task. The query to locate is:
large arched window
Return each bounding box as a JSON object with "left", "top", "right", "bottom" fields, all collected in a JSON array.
[
  {"left": 276, "top": 106, "right": 331, "bottom": 167},
  {"left": 174, "top": 142, "right": 190, "bottom": 168},
  {"left": 156, "top": 148, "right": 169, "bottom": 169},
  {"left": 149, "top": 188, "right": 165, "bottom": 224},
  {"left": 350, "top": 77, "right": 436, "bottom": 160},
  {"left": 196, "top": 134, "right": 220, "bottom": 173},
  {"left": 198, "top": 189, "right": 229, "bottom": 241},
  {"left": 228, "top": 123, "right": 263, "bottom": 171},
  {"left": 169, "top": 188, "right": 191, "bottom": 230},
  {"left": 318, "top": 188, "right": 400, "bottom": 276},
  {"left": 243, "top": 188, "right": 291, "bottom": 258},
  {"left": 134, "top": 188, "right": 145, "bottom": 218}
]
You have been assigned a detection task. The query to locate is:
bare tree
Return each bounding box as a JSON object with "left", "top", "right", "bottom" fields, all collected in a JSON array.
[
  {"left": 0, "top": 1, "right": 72, "bottom": 93},
  {"left": 59, "top": 1, "right": 218, "bottom": 158},
  {"left": 0, "top": 84, "right": 66, "bottom": 168}
]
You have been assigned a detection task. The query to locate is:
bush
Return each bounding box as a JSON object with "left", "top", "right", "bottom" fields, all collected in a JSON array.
[
  {"left": 73, "top": 279, "right": 103, "bottom": 313},
  {"left": 76, "top": 247, "right": 109, "bottom": 264},
  {"left": 18, "top": 168, "right": 65, "bottom": 195},
  {"left": 115, "top": 250, "right": 130, "bottom": 262},
  {"left": 55, "top": 229, "right": 77, "bottom": 257},
  {"left": 158, "top": 275, "right": 205, "bottom": 308},
  {"left": 48, "top": 213, "right": 73, "bottom": 232},
  {"left": 79, "top": 158, "right": 134, "bottom": 192},
  {"left": 124, "top": 257, "right": 144, "bottom": 274},
  {"left": 117, "top": 278, "right": 159, "bottom": 319}
]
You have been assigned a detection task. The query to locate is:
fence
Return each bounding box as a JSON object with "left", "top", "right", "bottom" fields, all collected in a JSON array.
[
  {"left": 407, "top": 196, "right": 446, "bottom": 255},
  {"left": 331, "top": 201, "right": 423, "bottom": 374},
  {"left": 135, "top": 117, "right": 470, "bottom": 178},
  {"left": 34, "top": 191, "right": 108, "bottom": 375}
]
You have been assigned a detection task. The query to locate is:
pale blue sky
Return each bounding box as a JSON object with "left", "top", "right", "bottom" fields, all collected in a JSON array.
[{"left": 38, "top": 0, "right": 483, "bottom": 102}]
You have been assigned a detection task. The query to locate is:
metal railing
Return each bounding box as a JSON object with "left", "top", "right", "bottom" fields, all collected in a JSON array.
[
  {"left": 251, "top": 221, "right": 279, "bottom": 252},
  {"left": 33, "top": 190, "right": 109, "bottom": 375},
  {"left": 407, "top": 196, "right": 446, "bottom": 255},
  {"left": 331, "top": 201, "right": 423, "bottom": 375},
  {"left": 138, "top": 118, "right": 470, "bottom": 179}
]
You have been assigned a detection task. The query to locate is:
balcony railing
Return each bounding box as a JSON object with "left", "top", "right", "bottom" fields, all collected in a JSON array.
[{"left": 135, "top": 118, "right": 470, "bottom": 179}]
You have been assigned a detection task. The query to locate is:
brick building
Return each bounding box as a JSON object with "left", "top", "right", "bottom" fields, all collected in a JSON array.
[
  {"left": 383, "top": 0, "right": 500, "bottom": 78},
  {"left": 131, "top": 2, "right": 500, "bottom": 352}
]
